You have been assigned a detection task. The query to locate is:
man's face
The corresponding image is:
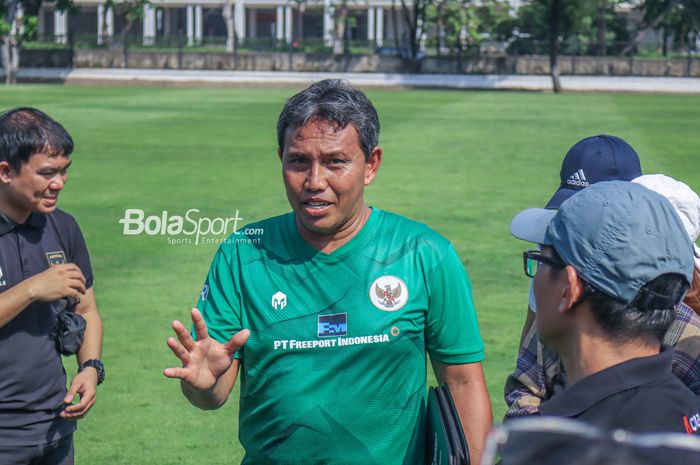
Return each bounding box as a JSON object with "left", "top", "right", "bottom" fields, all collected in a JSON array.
[
  {"left": 534, "top": 246, "right": 569, "bottom": 345},
  {"left": 0, "top": 152, "right": 71, "bottom": 219},
  {"left": 280, "top": 119, "right": 381, "bottom": 239}
]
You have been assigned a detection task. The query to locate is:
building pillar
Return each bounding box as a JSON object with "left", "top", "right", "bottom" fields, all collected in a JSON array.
[
  {"left": 323, "top": 0, "right": 333, "bottom": 46},
  {"left": 235, "top": 0, "right": 245, "bottom": 41},
  {"left": 54, "top": 9, "right": 68, "bottom": 44},
  {"left": 38, "top": 6, "right": 46, "bottom": 35},
  {"left": 376, "top": 7, "right": 383, "bottom": 46},
  {"left": 248, "top": 8, "right": 257, "bottom": 39},
  {"left": 284, "top": 4, "right": 292, "bottom": 43},
  {"left": 143, "top": 4, "right": 156, "bottom": 45},
  {"left": 194, "top": 5, "right": 203, "bottom": 44},
  {"left": 163, "top": 8, "right": 172, "bottom": 36},
  {"left": 367, "top": 7, "right": 374, "bottom": 42},
  {"left": 276, "top": 6, "right": 284, "bottom": 41},
  {"left": 97, "top": 4, "right": 114, "bottom": 45},
  {"left": 186, "top": 5, "right": 194, "bottom": 46}
]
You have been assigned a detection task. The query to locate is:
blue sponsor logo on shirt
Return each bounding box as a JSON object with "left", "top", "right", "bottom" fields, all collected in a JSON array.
[{"left": 318, "top": 313, "right": 347, "bottom": 337}]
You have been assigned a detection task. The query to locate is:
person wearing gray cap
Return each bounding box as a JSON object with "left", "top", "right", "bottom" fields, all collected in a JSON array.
[
  {"left": 510, "top": 181, "right": 700, "bottom": 434},
  {"left": 505, "top": 134, "right": 643, "bottom": 418}
]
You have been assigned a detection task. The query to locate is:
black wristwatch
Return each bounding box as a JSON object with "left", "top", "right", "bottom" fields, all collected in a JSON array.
[{"left": 79, "top": 359, "right": 105, "bottom": 385}]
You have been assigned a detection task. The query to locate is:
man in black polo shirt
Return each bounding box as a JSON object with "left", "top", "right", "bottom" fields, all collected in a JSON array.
[
  {"left": 0, "top": 108, "right": 104, "bottom": 464},
  {"left": 510, "top": 181, "right": 700, "bottom": 434}
]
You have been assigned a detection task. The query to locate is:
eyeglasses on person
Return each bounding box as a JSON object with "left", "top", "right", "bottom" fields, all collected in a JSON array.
[{"left": 522, "top": 250, "right": 566, "bottom": 278}]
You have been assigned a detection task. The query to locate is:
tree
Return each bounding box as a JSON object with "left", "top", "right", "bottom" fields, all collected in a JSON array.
[
  {"left": 400, "top": 0, "right": 429, "bottom": 66},
  {"left": 637, "top": 0, "right": 700, "bottom": 55},
  {"left": 222, "top": 0, "right": 235, "bottom": 53},
  {"left": 1, "top": 0, "right": 72, "bottom": 84},
  {"left": 514, "top": 0, "right": 597, "bottom": 91},
  {"left": 425, "top": 0, "right": 511, "bottom": 57}
]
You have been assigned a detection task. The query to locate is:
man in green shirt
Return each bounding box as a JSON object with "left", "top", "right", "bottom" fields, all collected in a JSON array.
[{"left": 164, "top": 79, "right": 492, "bottom": 465}]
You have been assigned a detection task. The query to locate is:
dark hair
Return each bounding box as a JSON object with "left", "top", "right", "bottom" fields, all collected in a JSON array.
[
  {"left": 0, "top": 107, "right": 73, "bottom": 172},
  {"left": 584, "top": 274, "right": 687, "bottom": 346},
  {"left": 684, "top": 268, "right": 700, "bottom": 316},
  {"left": 276, "top": 79, "right": 380, "bottom": 160}
]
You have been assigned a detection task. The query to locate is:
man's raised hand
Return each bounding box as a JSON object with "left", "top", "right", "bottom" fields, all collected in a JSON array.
[{"left": 163, "top": 308, "right": 249, "bottom": 390}]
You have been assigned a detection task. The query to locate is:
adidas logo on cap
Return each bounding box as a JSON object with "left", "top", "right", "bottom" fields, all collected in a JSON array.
[{"left": 566, "top": 169, "right": 589, "bottom": 188}]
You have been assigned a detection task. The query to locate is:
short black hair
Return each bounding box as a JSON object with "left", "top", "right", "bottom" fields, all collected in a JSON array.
[
  {"left": 584, "top": 274, "right": 686, "bottom": 346},
  {"left": 276, "top": 79, "right": 380, "bottom": 161},
  {"left": 0, "top": 107, "right": 73, "bottom": 172}
]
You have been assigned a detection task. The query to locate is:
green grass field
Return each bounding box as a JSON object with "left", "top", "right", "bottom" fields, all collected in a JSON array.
[{"left": 1, "top": 85, "right": 699, "bottom": 464}]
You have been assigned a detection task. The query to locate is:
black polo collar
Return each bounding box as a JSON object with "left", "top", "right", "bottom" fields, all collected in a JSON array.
[
  {"left": 540, "top": 345, "right": 674, "bottom": 418},
  {"left": 0, "top": 210, "right": 46, "bottom": 236}
]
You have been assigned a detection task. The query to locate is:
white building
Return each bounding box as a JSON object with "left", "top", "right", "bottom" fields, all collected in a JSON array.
[{"left": 37, "top": 0, "right": 413, "bottom": 48}]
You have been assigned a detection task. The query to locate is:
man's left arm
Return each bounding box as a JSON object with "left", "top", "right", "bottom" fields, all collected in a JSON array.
[
  {"left": 424, "top": 242, "right": 492, "bottom": 465},
  {"left": 60, "top": 287, "right": 103, "bottom": 420},
  {"left": 432, "top": 361, "right": 492, "bottom": 465}
]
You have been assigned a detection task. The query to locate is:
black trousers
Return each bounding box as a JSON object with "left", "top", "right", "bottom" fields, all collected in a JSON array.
[{"left": 0, "top": 435, "right": 74, "bottom": 465}]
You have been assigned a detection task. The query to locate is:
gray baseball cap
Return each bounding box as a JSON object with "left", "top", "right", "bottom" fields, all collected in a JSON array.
[{"left": 511, "top": 181, "right": 694, "bottom": 305}]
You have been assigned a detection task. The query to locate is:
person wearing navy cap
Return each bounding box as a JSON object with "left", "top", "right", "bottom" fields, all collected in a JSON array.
[
  {"left": 510, "top": 181, "right": 700, "bottom": 434},
  {"left": 520, "top": 135, "right": 643, "bottom": 343},
  {"left": 504, "top": 135, "right": 645, "bottom": 418}
]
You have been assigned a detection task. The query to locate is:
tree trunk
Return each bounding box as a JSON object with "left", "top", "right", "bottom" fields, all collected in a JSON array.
[
  {"left": 597, "top": 0, "right": 607, "bottom": 55},
  {"left": 1, "top": 37, "right": 20, "bottom": 85},
  {"left": 391, "top": 0, "right": 400, "bottom": 51},
  {"left": 436, "top": 2, "right": 443, "bottom": 57},
  {"left": 619, "top": 0, "right": 678, "bottom": 56},
  {"left": 333, "top": 4, "right": 348, "bottom": 55},
  {"left": 548, "top": 0, "right": 562, "bottom": 92},
  {"left": 121, "top": 19, "right": 134, "bottom": 68},
  {"left": 662, "top": 25, "right": 668, "bottom": 57},
  {"left": 223, "top": 0, "right": 235, "bottom": 53}
]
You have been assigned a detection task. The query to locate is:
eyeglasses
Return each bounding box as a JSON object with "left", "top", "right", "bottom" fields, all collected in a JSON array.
[{"left": 522, "top": 250, "right": 566, "bottom": 278}]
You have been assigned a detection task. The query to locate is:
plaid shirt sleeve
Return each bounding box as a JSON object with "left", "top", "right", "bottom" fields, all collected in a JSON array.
[
  {"left": 666, "top": 302, "right": 700, "bottom": 396},
  {"left": 503, "top": 319, "right": 563, "bottom": 419}
]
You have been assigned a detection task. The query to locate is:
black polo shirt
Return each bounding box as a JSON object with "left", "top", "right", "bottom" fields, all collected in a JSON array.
[
  {"left": 0, "top": 209, "right": 93, "bottom": 446},
  {"left": 540, "top": 346, "right": 700, "bottom": 435}
]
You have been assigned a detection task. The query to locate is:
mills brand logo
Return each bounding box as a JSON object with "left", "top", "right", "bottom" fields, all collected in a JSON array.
[{"left": 272, "top": 291, "right": 287, "bottom": 310}]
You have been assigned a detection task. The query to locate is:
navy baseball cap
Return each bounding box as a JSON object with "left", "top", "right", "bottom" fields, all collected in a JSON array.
[
  {"left": 512, "top": 181, "right": 694, "bottom": 307},
  {"left": 545, "top": 135, "right": 642, "bottom": 209}
]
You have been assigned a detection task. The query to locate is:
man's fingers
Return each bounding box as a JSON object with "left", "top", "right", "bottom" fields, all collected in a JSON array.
[
  {"left": 171, "top": 320, "right": 196, "bottom": 352},
  {"left": 191, "top": 308, "right": 210, "bottom": 341},
  {"left": 63, "top": 383, "right": 79, "bottom": 404},
  {"left": 167, "top": 337, "right": 191, "bottom": 364},
  {"left": 223, "top": 329, "right": 250, "bottom": 355},
  {"left": 163, "top": 366, "right": 190, "bottom": 380},
  {"left": 68, "top": 278, "right": 87, "bottom": 295}
]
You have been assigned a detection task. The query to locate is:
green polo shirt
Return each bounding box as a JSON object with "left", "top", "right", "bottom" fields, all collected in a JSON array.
[{"left": 197, "top": 208, "right": 484, "bottom": 465}]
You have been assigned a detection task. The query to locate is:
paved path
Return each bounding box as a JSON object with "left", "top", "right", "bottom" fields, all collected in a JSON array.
[{"left": 14, "top": 67, "right": 700, "bottom": 93}]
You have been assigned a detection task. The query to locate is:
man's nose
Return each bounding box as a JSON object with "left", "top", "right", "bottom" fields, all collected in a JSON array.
[{"left": 305, "top": 162, "right": 327, "bottom": 192}]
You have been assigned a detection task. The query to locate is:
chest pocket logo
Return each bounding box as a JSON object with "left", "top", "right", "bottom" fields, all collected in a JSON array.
[
  {"left": 369, "top": 275, "right": 409, "bottom": 312},
  {"left": 46, "top": 251, "right": 67, "bottom": 266}
]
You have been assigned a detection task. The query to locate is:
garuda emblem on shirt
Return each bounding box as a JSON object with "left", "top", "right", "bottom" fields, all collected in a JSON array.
[{"left": 369, "top": 275, "right": 408, "bottom": 312}]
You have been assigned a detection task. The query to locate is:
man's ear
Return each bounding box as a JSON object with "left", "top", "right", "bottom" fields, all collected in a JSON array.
[
  {"left": 558, "top": 266, "right": 585, "bottom": 314},
  {"left": 0, "top": 161, "right": 16, "bottom": 184},
  {"left": 364, "top": 146, "right": 382, "bottom": 186}
]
